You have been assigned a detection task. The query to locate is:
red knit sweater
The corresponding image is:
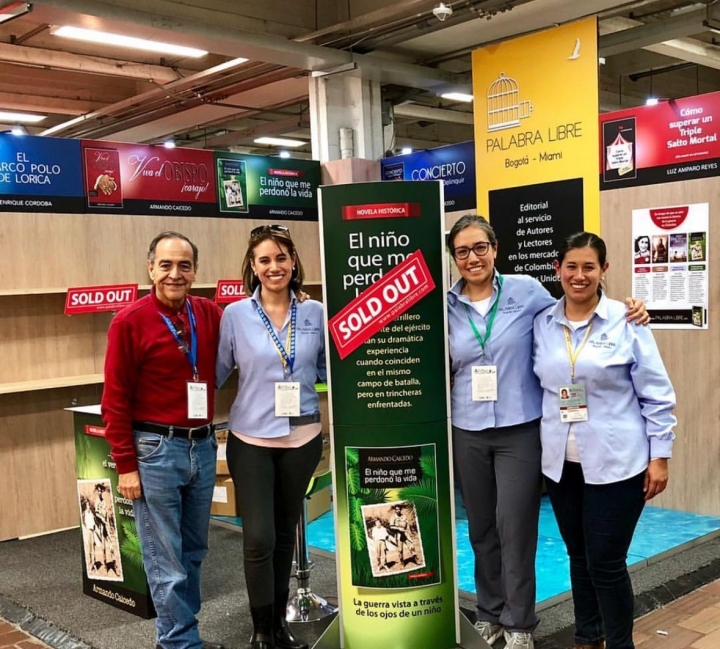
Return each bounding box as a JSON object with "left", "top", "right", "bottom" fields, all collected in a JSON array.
[{"left": 101, "top": 289, "right": 222, "bottom": 474}]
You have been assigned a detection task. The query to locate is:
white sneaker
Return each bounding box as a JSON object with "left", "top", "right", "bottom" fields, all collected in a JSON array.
[
  {"left": 473, "top": 620, "right": 503, "bottom": 645},
  {"left": 503, "top": 630, "right": 534, "bottom": 649}
]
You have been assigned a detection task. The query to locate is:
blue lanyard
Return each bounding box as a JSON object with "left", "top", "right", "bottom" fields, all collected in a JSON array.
[
  {"left": 256, "top": 301, "right": 297, "bottom": 375},
  {"left": 160, "top": 300, "right": 198, "bottom": 381}
]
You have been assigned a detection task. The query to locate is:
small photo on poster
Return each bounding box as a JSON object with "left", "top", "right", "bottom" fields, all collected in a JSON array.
[
  {"left": 669, "top": 233, "right": 688, "bottom": 263},
  {"left": 634, "top": 235, "right": 651, "bottom": 265},
  {"left": 78, "top": 479, "right": 123, "bottom": 582},
  {"left": 603, "top": 117, "right": 637, "bottom": 183},
  {"left": 692, "top": 306, "right": 704, "bottom": 327},
  {"left": 84, "top": 147, "right": 123, "bottom": 209},
  {"left": 689, "top": 232, "right": 707, "bottom": 262},
  {"left": 217, "top": 157, "right": 249, "bottom": 214},
  {"left": 362, "top": 501, "right": 426, "bottom": 578},
  {"left": 652, "top": 235, "right": 668, "bottom": 264},
  {"left": 345, "top": 444, "right": 440, "bottom": 589}
]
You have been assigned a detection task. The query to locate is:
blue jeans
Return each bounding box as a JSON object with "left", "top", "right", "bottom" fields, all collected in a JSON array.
[
  {"left": 132, "top": 429, "right": 217, "bottom": 649},
  {"left": 546, "top": 462, "right": 645, "bottom": 649}
]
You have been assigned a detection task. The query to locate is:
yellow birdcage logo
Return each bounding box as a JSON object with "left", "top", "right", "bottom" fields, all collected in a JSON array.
[{"left": 487, "top": 73, "right": 533, "bottom": 132}]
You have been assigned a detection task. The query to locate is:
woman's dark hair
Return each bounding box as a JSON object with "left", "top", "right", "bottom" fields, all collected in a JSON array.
[
  {"left": 557, "top": 231, "right": 607, "bottom": 266},
  {"left": 242, "top": 229, "right": 305, "bottom": 296},
  {"left": 447, "top": 214, "right": 497, "bottom": 253}
]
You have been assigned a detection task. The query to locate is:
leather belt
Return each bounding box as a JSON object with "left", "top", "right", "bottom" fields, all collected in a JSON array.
[
  {"left": 133, "top": 421, "right": 214, "bottom": 440},
  {"left": 289, "top": 413, "right": 321, "bottom": 426}
]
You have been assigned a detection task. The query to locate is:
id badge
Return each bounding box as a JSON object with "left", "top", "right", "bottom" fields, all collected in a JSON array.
[
  {"left": 275, "top": 381, "right": 301, "bottom": 417},
  {"left": 559, "top": 383, "right": 589, "bottom": 422},
  {"left": 472, "top": 365, "right": 498, "bottom": 401},
  {"left": 187, "top": 381, "right": 208, "bottom": 419}
]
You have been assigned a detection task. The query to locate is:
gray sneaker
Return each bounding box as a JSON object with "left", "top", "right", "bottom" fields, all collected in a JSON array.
[
  {"left": 503, "top": 630, "right": 534, "bottom": 649},
  {"left": 473, "top": 620, "right": 503, "bottom": 646}
]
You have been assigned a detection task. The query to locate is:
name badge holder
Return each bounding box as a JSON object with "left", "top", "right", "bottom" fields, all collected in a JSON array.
[
  {"left": 464, "top": 275, "right": 503, "bottom": 402},
  {"left": 559, "top": 323, "right": 593, "bottom": 422}
]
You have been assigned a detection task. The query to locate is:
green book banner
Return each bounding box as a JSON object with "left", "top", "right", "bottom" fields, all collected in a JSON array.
[
  {"left": 319, "top": 181, "right": 458, "bottom": 649},
  {"left": 73, "top": 409, "right": 155, "bottom": 618},
  {"left": 215, "top": 152, "right": 320, "bottom": 220}
]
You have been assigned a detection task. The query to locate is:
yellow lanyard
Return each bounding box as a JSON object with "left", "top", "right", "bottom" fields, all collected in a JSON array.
[{"left": 563, "top": 323, "right": 593, "bottom": 382}]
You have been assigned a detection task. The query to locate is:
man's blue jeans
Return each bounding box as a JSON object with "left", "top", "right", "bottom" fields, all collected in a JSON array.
[
  {"left": 132, "top": 429, "right": 217, "bottom": 649},
  {"left": 546, "top": 461, "right": 645, "bottom": 649}
]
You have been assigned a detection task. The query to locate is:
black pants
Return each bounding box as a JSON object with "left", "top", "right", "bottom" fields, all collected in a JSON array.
[
  {"left": 226, "top": 432, "right": 323, "bottom": 607},
  {"left": 546, "top": 462, "right": 645, "bottom": 649},
  {"left": 452, "top": 421, "right": 542, "bottom": 631}
]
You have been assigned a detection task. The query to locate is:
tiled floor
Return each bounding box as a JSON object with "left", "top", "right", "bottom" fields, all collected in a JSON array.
[
  {"left": 2, "top": 581, "right": 720, "bottom": 648},
  {"left": 633, "top": 579, "right": 720, "bottom": 649},
  {"left": 0, "top": 620, "right": 49, "bottom": 649}
]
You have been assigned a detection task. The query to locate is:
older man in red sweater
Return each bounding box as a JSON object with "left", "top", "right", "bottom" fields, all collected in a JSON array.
[{"left": 102, "top": 231, "right": 224, "bottom": 649}]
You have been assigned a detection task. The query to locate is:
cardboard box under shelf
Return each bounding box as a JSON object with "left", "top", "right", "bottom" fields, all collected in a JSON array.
[
  {"left": 211, "top": 477, "right": 237, "bottom": 517},
  {"left": 215, "top": 424, "right": 230, "bottom": 476},
  {"left": 306, "top": 485, "right": 331, "bottom": 522}
]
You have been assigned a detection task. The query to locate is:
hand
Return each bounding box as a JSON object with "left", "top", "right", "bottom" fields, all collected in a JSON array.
[
  {"left": 95, "top": 173, "right": 117, "bottom": 195},
  {"left": 643, "top": 459, "right": 668, "bottom": 500},
  {"left": 625, "top": 297, "right": 650, "bottom": 326},
  {"left": 297, "top": 290, "right": 310, "bottom": 303},
  {"left": 119, "top": 471, "right": 142, "bottom": 500}
]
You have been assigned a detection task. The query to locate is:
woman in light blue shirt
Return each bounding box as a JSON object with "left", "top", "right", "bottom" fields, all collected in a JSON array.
[
  {"left": 448, "top": 215, "right": 646, "bottom": 649},
  {"left": 216, "top": 225, "right": 326, "bottom": 649},
  {"left": 533, "top": 232, "right": 676, "bottom": 649}
]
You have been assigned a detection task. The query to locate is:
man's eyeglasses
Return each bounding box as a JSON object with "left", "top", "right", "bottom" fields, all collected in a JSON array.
[
  {"left": 452, "top": 241, "right": 493, "bottom": 260},
  {"left": 250, "top": 224, "right": 290, "bottom": 238}
]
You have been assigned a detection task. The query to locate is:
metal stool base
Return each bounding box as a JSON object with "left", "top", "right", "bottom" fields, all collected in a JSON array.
[{"left": 287, "top": 588, "right": 338, "bottom": 623}]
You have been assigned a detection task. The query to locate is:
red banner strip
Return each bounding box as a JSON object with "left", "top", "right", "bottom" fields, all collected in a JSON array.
[
  {"left": 328, "top": 251, "right": 435, "bottom": 360},
  {"left": 85, "top": 425, "right": 107, "bottom": 437},
  {"left": 342, "top": 202, "right": 421, "bottom": 220}
]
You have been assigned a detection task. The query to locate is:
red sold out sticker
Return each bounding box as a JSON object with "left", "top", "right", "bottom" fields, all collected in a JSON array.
[
  {"left": 214, "top": 279, "right": 247, "bottom": 304},
  {"left": 65, "top": 284, "right": 138, "bottom": 315},
  {"left": 328, "top": 251, "right": 435, "bottom": 359}
]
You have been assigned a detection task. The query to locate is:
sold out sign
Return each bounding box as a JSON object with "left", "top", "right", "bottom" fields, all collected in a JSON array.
[
  {"left": 328, "top": 250, "right": 435, "bottom": 359},
  {"left": 65, "top": 284, "right": 138, "bottom": 315},
  {"left": 214, "top": 279, "right": 248, "bottom": 304}
]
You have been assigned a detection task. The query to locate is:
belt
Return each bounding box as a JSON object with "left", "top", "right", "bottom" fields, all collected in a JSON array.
[
  {"left": 133, "top": 421, "right": 214, "bottom": 440},
  {"left": 289, "top": 413, "right": 321, "bottom": 426}
]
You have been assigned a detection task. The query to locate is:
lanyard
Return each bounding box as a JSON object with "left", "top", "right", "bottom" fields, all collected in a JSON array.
[
  {"left": 256, "top": 301, "right": 297, "bottom": 375},
  {"left": 462, "top": 275, "right": 503, "bottom": 355},
  {"left": 160, "top": 300, "right": 198, "bottom": 381},
  {"left": 563, "top": 323, "right": 593, "bottom": 382}
]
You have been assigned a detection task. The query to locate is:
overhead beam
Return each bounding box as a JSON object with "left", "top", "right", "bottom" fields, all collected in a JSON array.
[
  {"left": 599, "top": 10, "right": 706, "bottom": 58},
  {"left": 601, "top": 16, "right": 720, "bottom": 71},
  {"left": 394, "top": 103, "right": 474, "bottom": 125},
  {"left": 0, "top": 91, "right": 105, "bottom": 115},
  {"left": 201, "top": 115, "right": 309, "bottom": 148},
  {"left": 0, "top": 42, "right": 182, "bottom": 83},
  {"left": 37, "top": 0, "right": 465, "bottom": 92}
]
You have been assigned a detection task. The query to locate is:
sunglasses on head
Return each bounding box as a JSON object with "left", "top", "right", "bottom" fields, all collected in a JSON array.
[{"left": 250, "top": 224, "right": 290, "bottom": 238}]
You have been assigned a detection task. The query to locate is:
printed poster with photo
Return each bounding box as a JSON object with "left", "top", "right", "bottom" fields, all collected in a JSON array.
[
  {"left": 632, "top": 203, "right": 709, "bottom": 329},
  {"left": 345, "top": 444, "right": 440, "bottom": 589},
  {"left": 72, "top": 408, "right": 155, "bottom": 618}
]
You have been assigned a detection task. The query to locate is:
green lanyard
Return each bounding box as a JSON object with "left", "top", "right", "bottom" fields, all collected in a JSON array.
[{"left": 462, "top": 275, "right": 503, "bottom": 354}]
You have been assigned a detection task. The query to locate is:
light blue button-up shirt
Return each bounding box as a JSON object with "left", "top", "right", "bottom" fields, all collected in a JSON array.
[
  {"left": 216, "top": 288, "right": 327, "bottom": 439},
  {"left": 448, "top": 273, "right": 555, "bottom": 431},
  {"left": 533, "top": 294, "right": 676, "bottom": 485}
]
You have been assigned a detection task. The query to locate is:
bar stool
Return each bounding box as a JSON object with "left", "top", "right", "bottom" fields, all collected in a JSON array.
[{"left": 286, "top": 470, "right": 338, "bottom": 622}]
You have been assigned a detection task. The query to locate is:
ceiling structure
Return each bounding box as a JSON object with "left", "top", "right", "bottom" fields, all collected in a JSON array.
[{"left": 2, "top": 0, "right": 720, "bottom": 157}]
